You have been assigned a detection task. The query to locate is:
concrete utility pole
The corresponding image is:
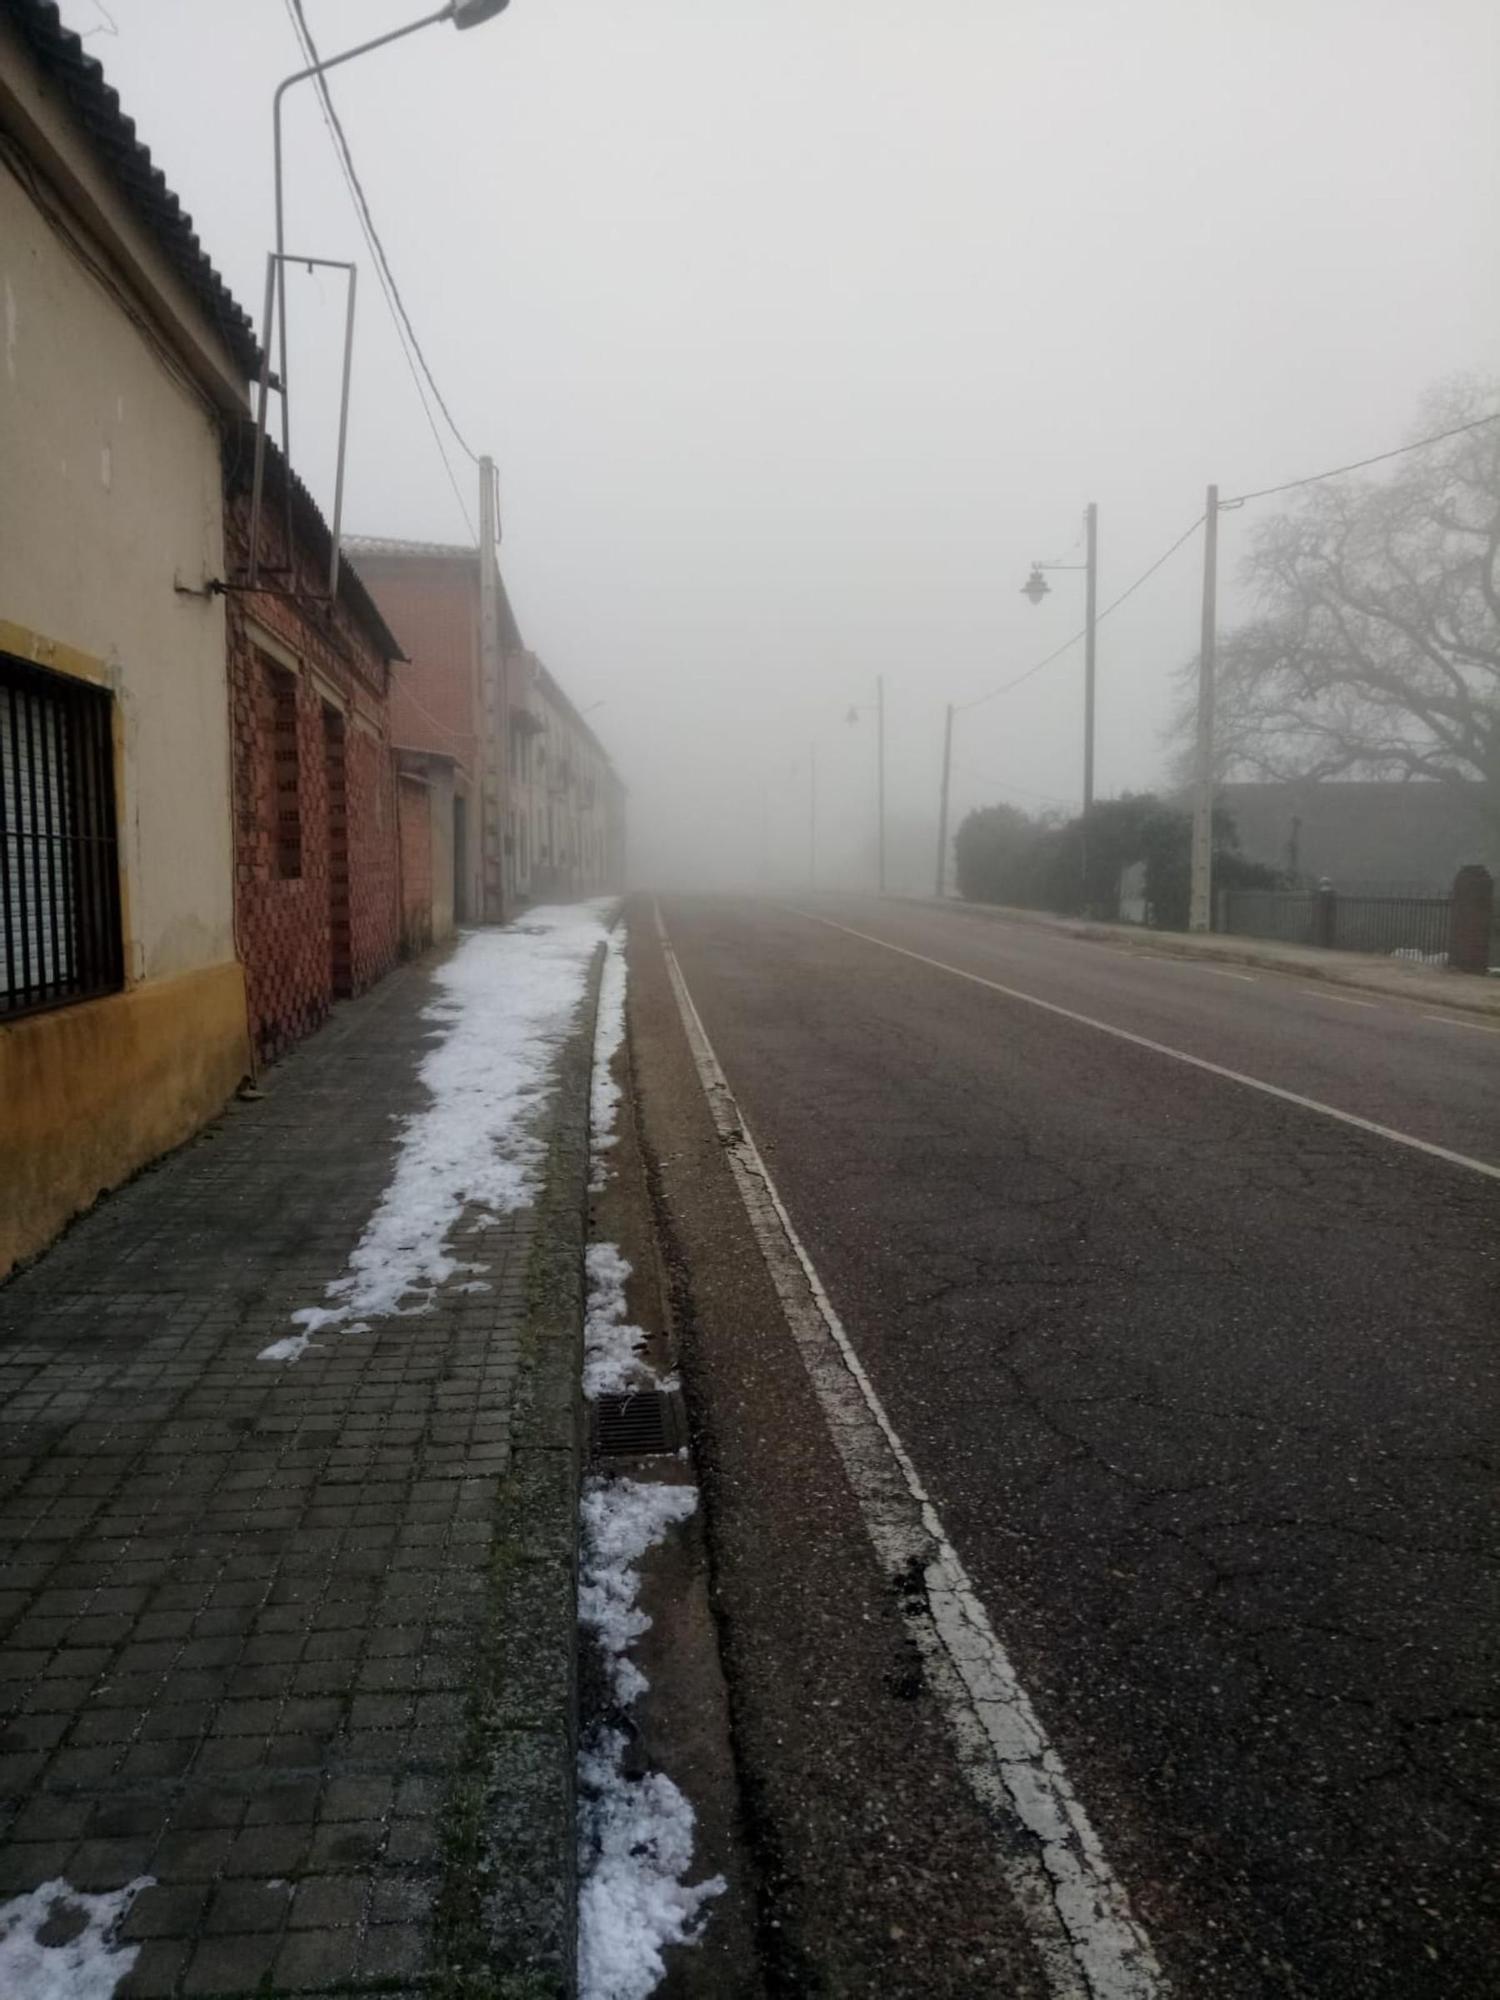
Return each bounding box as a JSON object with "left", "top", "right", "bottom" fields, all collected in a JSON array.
[
  {"left": 935, "top": 701, "right": 954, "bottom": 898},
  {"left": 877, "top": 674, "right": 887, "bottom": 896},
  {"left": 1189, "top": 484, "right": 1219, "bottom": 932},
  {"left": 809, "top": 744, "right": 818, "bottom": 888},
  {"left": 1083, "top": 501, "right": 1098, "bottom": 819},
  {"left": 477, "top": 454, "right": 508, "bottom": 923}
]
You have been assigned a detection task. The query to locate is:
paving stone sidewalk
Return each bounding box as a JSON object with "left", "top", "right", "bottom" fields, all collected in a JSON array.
[{"left": 0, "top": 945, "right": 595, "bottom": 1997}]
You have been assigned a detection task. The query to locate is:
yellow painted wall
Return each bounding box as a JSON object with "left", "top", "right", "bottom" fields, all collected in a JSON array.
[
  {"left": 0, "top": 121, "right": 237, "bottom": 985},
  {"left": 1, "top": 25, "right": 256, "bottom": 1274},
  {"left": 1, "top": 963, "right": 250, "bottom": 1277}
]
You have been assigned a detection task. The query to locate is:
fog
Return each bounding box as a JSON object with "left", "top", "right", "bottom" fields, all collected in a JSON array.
[{"left": 58, "top": 0, "right": 1498, "bottom": 892}]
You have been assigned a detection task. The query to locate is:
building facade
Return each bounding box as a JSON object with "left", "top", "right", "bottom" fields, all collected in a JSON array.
[
  {"left": 348, "top": 540, "right": 624, "bottom": 921},
  {"left": 224, "top": 442, "right": 404, "bottom": 1066},
  {"left": 506, "top": 652, "right": 625, "bottom": 903},
  {"left": 1, "top": 2, "right": 257, "bottom": 1272},
  {"left": 342, "top": 540, "right": 486, "bottom": 942}
]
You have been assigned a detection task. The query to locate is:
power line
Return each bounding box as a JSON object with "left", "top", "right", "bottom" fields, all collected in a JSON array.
[
  {"left": 953, "top": 764, "right": 1078, "bottom": 808},
  {"left": 1221, "top": 410, "right": 1500, "bottom": 508},
  {"left": 290, "top": 0, "right": 479, "bottom": 466},
  {"left": 283, "top": 0, "right": 477, "bottom": 542},
  {"left": 957, "top": 512, "right": 1205, "bottom": 713},
  {"left": 954, "top": 408, "right": 1500, "bottom": 715}
]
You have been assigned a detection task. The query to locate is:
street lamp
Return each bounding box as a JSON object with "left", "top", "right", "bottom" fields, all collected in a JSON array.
[
  {"left": 1022, "top": 502, "right": 1098, "bottom": 904},
  {"left": 845, "top": 678, "right": 888, "bottom": 894},
  {"left": 248, "top": 0, "right": 510, "bottom": 589},
  {"left": 1020, "top": 503, "right": 1098, "bottom": 818}
]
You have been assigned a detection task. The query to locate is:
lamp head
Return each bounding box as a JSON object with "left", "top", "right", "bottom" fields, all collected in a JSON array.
[
  {"left": 1021, "top": 565, "right": 1051, "bottom": 605},
  {"left": 450, "top": 0, "right": 509, "bottom": 25}
]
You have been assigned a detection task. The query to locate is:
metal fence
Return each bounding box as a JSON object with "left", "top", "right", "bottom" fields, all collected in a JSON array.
[
  {"left": 1219, "top": 884, "right": 1452, "bottom": 963},
  {"left": 1, "top": 652, "right": 123, "bottom": 1020}
]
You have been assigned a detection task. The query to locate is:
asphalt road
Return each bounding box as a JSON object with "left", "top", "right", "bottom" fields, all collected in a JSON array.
[{"left": 644, "top": 893, "right": 1500, "bottom": 1999}]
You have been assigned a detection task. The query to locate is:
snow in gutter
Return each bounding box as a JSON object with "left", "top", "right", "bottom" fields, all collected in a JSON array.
[{"left": 577, "top": 918, "right": 725, "bottom": 2000}]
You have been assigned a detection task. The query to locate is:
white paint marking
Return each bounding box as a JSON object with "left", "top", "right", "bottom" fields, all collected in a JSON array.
[
  {"left": 1421, "top": 1012, "right": 1500, "bottom": 1036},
  {"left": 1184, "top": 965, "right": 1256, "bottom": 983},
  {"left": 655, "top": 904, "right": 1163, "bottom": 2000},
  {"left": 1298, "top": 989, "right": 1377, "bottom": 1008},
  {"left": 787, "top": 909, "right": 1500, "bottom": 1184}
]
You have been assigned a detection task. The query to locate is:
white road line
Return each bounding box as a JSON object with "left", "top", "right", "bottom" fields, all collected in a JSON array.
[
  {"left": 1422, "top": 1013, "right": 1500, "bottom": 1036},
  {"left": 787, "top": 908, "right": 1500, "bottom": 1185},
  {"left": 655, "top": 904, "right": 1164, "bottom": 2000},
  {"left": 1298, "top": 989, "right": 1378, "bottom": 1008}
]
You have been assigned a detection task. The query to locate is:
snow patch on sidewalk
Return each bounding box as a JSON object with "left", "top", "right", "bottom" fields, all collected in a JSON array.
[
  {"left": 577, "top": 916, "right": 724, "bottom": 2000},
  {"left": 0, "top": 1878, "right": 151, "bottom": 2000},
  {"left": 261, "top": 900, "right": 616, "bottom": 1363}
]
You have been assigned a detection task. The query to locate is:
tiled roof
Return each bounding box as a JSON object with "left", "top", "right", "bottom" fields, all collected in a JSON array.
[
  {"left": 227, "top": 423, "right": 405, "bottom": 663},
  {"left": 6, "top": 0, "right": 260, "bottom": 378},
  {"left": 342, "top": 536, "right": 477, "bottom": 562}
]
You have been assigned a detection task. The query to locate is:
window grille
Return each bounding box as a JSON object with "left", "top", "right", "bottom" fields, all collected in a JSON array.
[{"left": 1, "top": 652, "right": 123, "bottom": 1019}]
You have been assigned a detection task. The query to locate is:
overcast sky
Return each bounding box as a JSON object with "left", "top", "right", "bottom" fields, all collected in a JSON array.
[{"left": 58, "top": 0, "right": 1499, "bottom": 890}]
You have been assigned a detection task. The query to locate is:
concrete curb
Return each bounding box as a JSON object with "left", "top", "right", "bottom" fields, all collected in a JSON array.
[
  {"left": 434, "top": 939, "right": 605, "bottom": 2000},
  {"left": 887, "top": 895, "right": 1500, "bottom": 1020}
]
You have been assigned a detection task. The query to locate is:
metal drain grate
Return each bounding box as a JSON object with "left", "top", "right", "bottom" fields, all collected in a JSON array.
[{"left": 592, "top": 1390, "right": 686, "bottom": 1458}]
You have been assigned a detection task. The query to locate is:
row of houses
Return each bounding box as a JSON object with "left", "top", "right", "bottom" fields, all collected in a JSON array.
[{"left": 1, "top": 1, "right": 623, "bottom": 1274}]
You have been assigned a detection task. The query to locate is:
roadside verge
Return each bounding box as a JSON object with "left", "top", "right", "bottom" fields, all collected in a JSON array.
[{"left": 889, "top": 894, "right": 1500, "bottom": 1019}]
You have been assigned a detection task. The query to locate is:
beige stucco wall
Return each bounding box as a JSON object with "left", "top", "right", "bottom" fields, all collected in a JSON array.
[{"left": 0, "top": 166, "right": 235, "bottom": 984}]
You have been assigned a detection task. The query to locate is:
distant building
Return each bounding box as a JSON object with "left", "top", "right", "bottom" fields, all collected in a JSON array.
[
  {"left": 1216, "top": 780, "right": 1495, "bottom": 891},
  {"left": 346, "top": 540, "right": 624, "bottom": 915},
  {"left": 1, "top": 0, "right": 258, "bottom": 1271},
  {"left": 342, "top": 540, "right": 488, "bottom": 938},
  {"left": 508, "top": 651, "right": 625, "bottom": 904}
]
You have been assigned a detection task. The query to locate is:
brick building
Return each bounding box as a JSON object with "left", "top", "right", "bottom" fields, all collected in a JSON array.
[{"left": 224, "top": 438, "right": 404, "bottom": 1064}]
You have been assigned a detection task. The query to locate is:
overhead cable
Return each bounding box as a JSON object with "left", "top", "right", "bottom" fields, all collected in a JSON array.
[
  {"left": 1221, "top": 410, "right": 1500, "bottom": 508},
  {"left": 957, "top": 513, "right": 1205, "bottom": 713},
  {"left": 284, "top": 0, "right": 478, "bottom": 542}
]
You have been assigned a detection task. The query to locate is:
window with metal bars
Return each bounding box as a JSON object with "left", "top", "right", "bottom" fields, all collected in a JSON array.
[{"left": 1, "top": 652, "right": 123, "bottom": 1020}]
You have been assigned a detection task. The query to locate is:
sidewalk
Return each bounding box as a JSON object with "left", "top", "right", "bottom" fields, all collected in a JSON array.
[
  {"left": 0, "top": 913, "right": 607, "bottom": 1997},
  {"left": 897, "top": 895, "right": 1500, "bottom": 1019}
]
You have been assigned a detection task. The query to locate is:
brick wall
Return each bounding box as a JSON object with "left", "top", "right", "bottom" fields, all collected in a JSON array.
[
  {"left": 352, "top": 553, "right": 480, "bottom": 776},
  {"left": 224, "top": 482, "right": 400, "bottom": 1065},
  {"left": 398, "top": 775, "right": 434, "bottom": 959}
]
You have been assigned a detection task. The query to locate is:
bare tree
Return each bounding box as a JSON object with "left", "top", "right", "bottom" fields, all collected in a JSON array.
[{"left": 1169, "top": 379, "right": 1500, "bottom": 845}]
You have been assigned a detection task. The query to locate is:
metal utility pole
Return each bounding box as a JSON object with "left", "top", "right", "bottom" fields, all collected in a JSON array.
[
  {"left": 477, "top": 454, "right": 507, "bottom": 923},
  {"left": 876, "top": 674, "right": 887, "bottom": 895},
  {"left": 935, "top": 701, "right": 954, "bottom": 898},
  {"left": 1189, "top": 485, "right": 1219, "bottom": 932}
]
